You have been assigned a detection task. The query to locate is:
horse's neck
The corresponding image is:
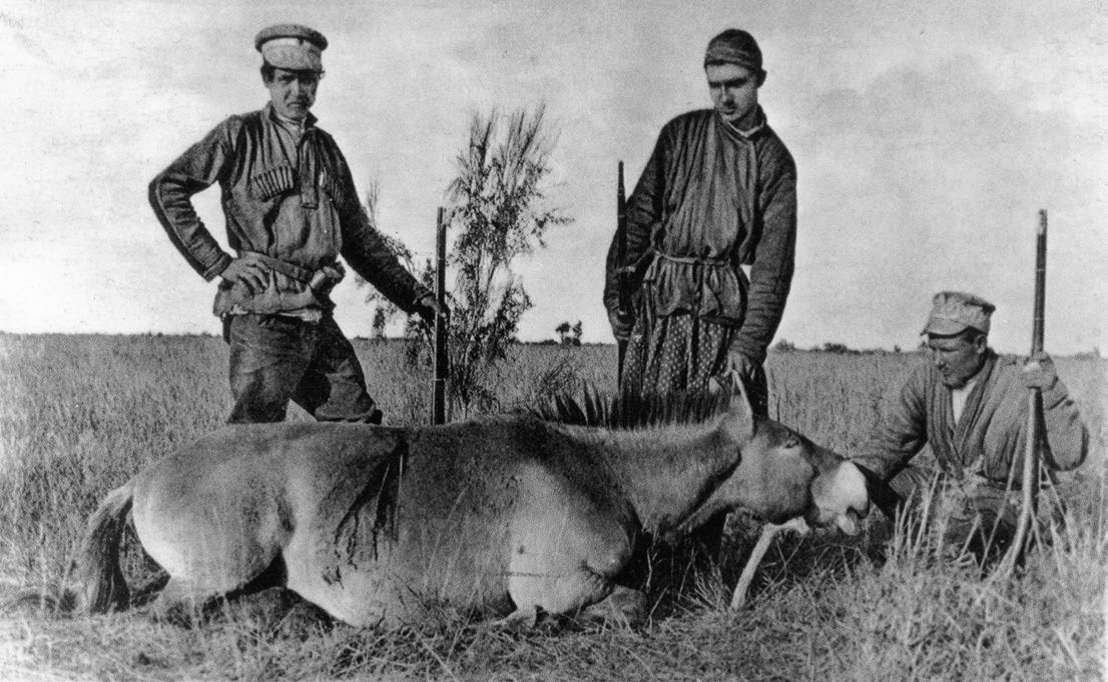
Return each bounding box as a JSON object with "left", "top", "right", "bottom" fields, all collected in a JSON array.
[{"left": 588, "top": 425, "right": 739, "bottom": 534}]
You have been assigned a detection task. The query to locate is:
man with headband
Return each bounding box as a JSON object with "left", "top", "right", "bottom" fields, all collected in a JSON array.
[
  {"left": 150, "top": 24, "right": 443, "bottom": 425},
  {"left": 603, "top": 29, "right": 797, "bottom": 562}
]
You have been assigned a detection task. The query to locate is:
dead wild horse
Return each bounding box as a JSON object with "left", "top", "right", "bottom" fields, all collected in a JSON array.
[{"left": 68, "top": 385, "right": 868, "bottom": 627}]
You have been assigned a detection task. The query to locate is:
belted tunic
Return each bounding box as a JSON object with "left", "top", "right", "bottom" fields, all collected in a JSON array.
[{"left": 604, "top": 107, "right": 796, "bottom": 365}]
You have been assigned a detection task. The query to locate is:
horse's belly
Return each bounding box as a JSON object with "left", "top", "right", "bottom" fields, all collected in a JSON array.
[{"left": 282, "top": 514, "right": 512, "bottom": 626}]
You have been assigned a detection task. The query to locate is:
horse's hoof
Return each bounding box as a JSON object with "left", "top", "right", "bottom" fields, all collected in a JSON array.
[{"left": 578, "top": 586, "right": 647, "bottom": 628}]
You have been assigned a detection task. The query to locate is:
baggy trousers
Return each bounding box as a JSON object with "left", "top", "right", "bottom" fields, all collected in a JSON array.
[
  {"left": 224, "top": 313, "right": 381, "bottom": 425},
  {"left": 621, "top": 311, "right": 768, "bottom": 415}
]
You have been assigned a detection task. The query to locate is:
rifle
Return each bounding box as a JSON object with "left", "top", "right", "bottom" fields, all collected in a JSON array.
[
  {"left": 616, "top": 161, "right": 630, "bottom": 382},
  {"left": 997, "top": 209, "right": 1048, "bottom": 576},
  {"left": 431, "top": 207, "right": 449, "bottom": 425}
]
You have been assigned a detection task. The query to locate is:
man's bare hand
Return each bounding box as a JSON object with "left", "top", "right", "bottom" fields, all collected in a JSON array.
[
  {"left": 414, "top": 294, "right": 448, "bottom": 325},
  {"left": 608, "top": 308, "right": 634, "bottom": 340},
  {"left": 727, "top": 350, "right": 758, "bottom": 382},
  {"left": 1022, "top": 351, "right": 1058, "bottom": 390},
  {"left": 220, "top": 258, "right": 270, "bottom": 296}
]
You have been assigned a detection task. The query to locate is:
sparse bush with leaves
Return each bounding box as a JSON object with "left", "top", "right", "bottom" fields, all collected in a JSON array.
[{"left": 361, "top": 105, "right": 571, "bottom": 418}]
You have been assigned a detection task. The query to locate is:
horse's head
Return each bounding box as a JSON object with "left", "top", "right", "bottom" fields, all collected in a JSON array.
[
  {"left": 682, "top": 377, "right": 870, "bottom": 534},
  {"left": 750, "top": 419, "right": 870, "bottom": 533}
]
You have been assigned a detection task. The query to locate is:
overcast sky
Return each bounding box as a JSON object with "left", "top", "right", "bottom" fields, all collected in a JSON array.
[{"left": 2, "top": 0, "right": 1106, "bottom": 354}]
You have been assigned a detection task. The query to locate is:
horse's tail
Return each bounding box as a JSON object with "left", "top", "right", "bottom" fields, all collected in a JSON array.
[
  {"left": 0, "top": 585, "right": 77, "bottom": 615},
  {"left": 75, "top": 481, "right": 135, "bottom": 613},
  {"left": 0, "top": 482, "right": 134, "bottom": 617}
]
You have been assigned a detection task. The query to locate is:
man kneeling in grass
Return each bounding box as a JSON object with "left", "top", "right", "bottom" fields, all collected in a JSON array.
[{"left": 852, "top": 291, "right": 1088, "bottom": 560}]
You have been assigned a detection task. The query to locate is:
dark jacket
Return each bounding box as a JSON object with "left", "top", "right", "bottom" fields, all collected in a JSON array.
[
  {"left": 604, "top": 107, "right": 797, "bottom": 363},
  {"left": 150, "top": 104, "right": 428, "bottom": 316}
]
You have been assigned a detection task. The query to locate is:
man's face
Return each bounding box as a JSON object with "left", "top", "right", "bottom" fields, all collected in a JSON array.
[
  {"left": 705, "top": 63, "right": 760, "bottom": 125},
  {"left": 265, "top": 68, "right": 320, "bottom": 121},
  {"left": 927, "top": 333, "right": 987, "bottom": 388}
]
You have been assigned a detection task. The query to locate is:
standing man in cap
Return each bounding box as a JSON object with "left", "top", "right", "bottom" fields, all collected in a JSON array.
[
  {"left": 853, "top": 291, "right": 1088, "bottom": 558},
  {"left": 604, "top": 28, "right": 795, "bottom": 415},
  {"left": 603, "top": 28, "right": 796, "bottom": 566},
  {"left": 150, "top": 24, "right": 443, "bottom": 425}
]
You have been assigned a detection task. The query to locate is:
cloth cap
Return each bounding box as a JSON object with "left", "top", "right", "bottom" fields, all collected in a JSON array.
[
  {"left": 255, "top": 24, "right": 327, "bottom": 72},
  {"left": 704, "top": 29, "right": 764, "bottom": 75},
  {"left": 922, "top": 291, "right": 995, "bottom": 335}
]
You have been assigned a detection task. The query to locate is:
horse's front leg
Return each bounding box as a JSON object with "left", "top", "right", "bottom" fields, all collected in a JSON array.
[{"left": 500, "top": 518, "right": 634, "bottom": 626}]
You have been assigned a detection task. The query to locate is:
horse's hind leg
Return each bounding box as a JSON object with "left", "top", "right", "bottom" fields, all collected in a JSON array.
[
  {"left": 147, "top": 577, "right": 216, "bottom": 626},
  {"left": 144, "top": 553, "right": 289, "bottom": 627},
  {"left": 133, "top": 487, "right": 292, "bottom": 624}
]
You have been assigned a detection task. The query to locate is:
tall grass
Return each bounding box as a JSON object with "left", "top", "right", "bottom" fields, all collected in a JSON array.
[{"left": 0, "top": 333, "right": 1103, "bottom": 680}]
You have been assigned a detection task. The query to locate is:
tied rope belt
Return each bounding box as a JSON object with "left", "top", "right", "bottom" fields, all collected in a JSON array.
[
  {"left": 652, "top": 251, "right": 739, "bottom": 285},
  {"left": 653, "top": 252, "right": 733, "bottom": 267},
  {"left": 646, "top": 251, "right": 744, "bottom": 324}
]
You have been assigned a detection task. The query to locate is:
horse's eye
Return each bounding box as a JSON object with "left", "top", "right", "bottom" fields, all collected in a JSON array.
[{"left": 785, "top": 435, "right": 800, "bottom": 448}]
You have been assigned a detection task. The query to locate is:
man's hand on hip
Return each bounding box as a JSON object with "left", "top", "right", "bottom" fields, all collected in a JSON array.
[{"left": 219, "top": 258, "right": 270, "bottom": 296}]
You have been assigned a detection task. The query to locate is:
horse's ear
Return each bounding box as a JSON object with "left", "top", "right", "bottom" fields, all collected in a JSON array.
[{"left": 719, "top": 371, "right": 755, "bottom": 442}]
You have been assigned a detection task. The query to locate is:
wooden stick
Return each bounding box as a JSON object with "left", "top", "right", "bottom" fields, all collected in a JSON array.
[{"left": 730, "top": 517, "right": 809, "bottom": 610}]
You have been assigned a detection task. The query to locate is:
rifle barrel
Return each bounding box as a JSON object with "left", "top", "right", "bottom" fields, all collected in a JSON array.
[
  {"left": 998, "top": 210, "right": 1048, "bottom": 576},
  {"left": 432, "top": 207, "right": 448, "bottom": 425},
  {"left": 616, "top": 161, "right": 628, "bottom": 312},
  {"left": 616, "top": 161, "right": 628, "bottom": 382},
  {"left": 1032, "top": 209, "right": 1047, "bottom": 354}
]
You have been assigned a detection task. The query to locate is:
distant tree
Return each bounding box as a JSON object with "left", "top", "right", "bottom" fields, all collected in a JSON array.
[
  {"left": 556, "top": 320, "right": 582, "bottom": 346},
  {"left": 371, "top": 308, "right": 388, "bottom": 341},
  {"left": 773, "top": 338, "right": 796, "bottom": 353},
  {"left": 820, "top": 342, "right": 858, "bottom": 355},
  {"left": 555, "top": 321, "right": 571, "bottom": 344}
]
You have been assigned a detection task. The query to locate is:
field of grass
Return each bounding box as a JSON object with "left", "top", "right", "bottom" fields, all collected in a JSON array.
[{"left": 0, "top": 333, "right": 1104, "bottom": 680}]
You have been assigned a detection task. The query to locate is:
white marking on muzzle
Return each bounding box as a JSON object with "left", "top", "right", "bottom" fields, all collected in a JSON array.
[{"left": 813, "top": 461, "right": 869, "bottom": 536}]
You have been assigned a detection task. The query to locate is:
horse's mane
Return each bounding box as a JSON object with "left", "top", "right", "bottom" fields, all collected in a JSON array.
[{"left": 528, "top": 384, "right": 733, "bottom": 430}]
